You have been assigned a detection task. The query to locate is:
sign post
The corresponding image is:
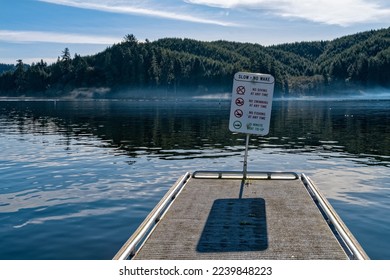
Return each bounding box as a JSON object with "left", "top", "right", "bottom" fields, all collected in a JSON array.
[
  {"left": 229, "top": 72, "right": 275, "bottom": 178},
  {"left": 243, "top": 134, "right": 250, "bottom": 179}
]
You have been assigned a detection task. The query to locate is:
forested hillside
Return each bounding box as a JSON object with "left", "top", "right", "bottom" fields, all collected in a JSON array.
[
  {"left": 1, "top": 28, "right": 389, "bottom": 98},
  {"left": 0, "top": 64, "right": 15, "bottom": 75}
]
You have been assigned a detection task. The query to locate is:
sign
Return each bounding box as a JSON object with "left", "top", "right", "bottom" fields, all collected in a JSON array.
[{"left": 229, "top": 72, "right": 275, "bottom": 135}]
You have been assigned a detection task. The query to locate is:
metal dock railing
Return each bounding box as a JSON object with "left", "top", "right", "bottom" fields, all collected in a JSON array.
[{"left": 113, "top": 171, "right": 369, "bottom": 260}]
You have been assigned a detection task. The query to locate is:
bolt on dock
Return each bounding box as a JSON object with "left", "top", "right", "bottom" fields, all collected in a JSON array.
[{"left": 114, "top": 171, "right": 369, "bottom": 260}]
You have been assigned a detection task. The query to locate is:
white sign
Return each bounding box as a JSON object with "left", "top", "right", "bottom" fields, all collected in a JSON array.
[{"left": 229, "top": 72, "right": 275, "bottom": 135}]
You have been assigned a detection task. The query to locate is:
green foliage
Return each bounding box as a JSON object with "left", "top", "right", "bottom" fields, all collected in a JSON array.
[
  {"left": 0, "top": 63, "right": 15, "bottom": 74},
  {"left": 1, "top": 27, "right": 389, "bottom": 97}
]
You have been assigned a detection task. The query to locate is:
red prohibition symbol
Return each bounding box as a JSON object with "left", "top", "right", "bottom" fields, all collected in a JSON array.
[
  {"left": 235, "top": 98, "right": 244, "bottom": 106},
  {"left": 236, "top": 86, "right": 245, "bottom": 95},
  {"left": 234, "top": 109, "right": 243, "bottom": 118}
]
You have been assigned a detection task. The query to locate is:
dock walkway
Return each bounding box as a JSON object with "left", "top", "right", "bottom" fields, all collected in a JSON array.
[{"left": 114, "top": 171, "right": 368, "bottom": 260}]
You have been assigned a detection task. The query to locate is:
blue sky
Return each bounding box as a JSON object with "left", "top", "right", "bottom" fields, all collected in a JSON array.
[{"left": 1, "top": 0, "right": 390, "bottom": 64}]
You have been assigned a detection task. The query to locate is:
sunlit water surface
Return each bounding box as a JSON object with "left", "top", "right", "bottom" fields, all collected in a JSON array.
[{"left": 0, "top": 97, "right": 389, "bottom": 259}]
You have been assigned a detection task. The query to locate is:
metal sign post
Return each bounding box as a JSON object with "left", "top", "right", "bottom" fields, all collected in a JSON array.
[
  {"left": 243, "top": 134, "right": 250, "bottom": 179},
  {"left": 229, "top": 72, "right": 275, "bottom": 178}
]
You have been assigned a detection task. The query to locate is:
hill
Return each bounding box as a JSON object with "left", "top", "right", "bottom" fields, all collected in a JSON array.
[
  {"left": 1, "top": 28, "right": 389, "bottom": 98},
  {"left": 0, "top": 64, "right": 15, "bottom": 75}
]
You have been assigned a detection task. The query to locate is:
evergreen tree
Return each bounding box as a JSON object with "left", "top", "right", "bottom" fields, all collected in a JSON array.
[
  {"left": 0, "top": 27, "right": 389, "bottom": 96},
  {"left": 14, "top": 59, "right": 26, "bottom": 93}
]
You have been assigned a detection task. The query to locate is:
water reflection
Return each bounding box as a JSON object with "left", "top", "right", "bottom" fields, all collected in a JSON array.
[
  {"left": 270, "top": 100, "right": 390, "bottom": 160},
  {"left": 1, "top": 99, "right": 389, "bottom": 163},
  {"left": 0, "top": 98, "right": 389, "bottom": 259}
]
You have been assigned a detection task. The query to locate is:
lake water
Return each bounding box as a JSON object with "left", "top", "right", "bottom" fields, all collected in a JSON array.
[{"left": 0, "top": 96, "right": 389, "bottom": 260}]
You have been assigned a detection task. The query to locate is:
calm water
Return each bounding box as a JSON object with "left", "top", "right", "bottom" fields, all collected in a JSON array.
[{"left": 0, "top": 97, "right": 389, "bottom": 260}]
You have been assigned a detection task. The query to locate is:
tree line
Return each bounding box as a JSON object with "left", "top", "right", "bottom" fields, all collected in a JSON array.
[{"left": 0, "top": 28, "right": 389, "bottom": 97}]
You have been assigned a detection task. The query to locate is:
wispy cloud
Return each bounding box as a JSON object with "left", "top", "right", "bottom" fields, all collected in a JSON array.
[
  {"left": 0, "top": 30, "right": 120, "bottom": 44},
  {"left": 38, "top": 0, "right": 238, "bottom": 26},
  {"left": 186, "top": 0, "right": 390, "bottom": 26}
]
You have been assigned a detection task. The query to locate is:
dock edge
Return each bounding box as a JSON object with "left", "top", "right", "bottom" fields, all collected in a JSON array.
[{"left": 301, "top": 173, "right": 369, "bottom": 260}]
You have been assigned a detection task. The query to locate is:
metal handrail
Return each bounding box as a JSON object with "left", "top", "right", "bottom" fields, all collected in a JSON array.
[
  {"left": 301, "top": 173, "right": 369, "bottom": 260},
  {"left": 113, "top": 172, "right": 191, "bottom": 260},
  {"left": 192, "top": 170, "right": 299, "bottom": 180}
]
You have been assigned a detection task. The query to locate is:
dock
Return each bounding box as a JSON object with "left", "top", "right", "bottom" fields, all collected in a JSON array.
[{"left": 114, "top": 171, "right": 369, "bottom": 260}]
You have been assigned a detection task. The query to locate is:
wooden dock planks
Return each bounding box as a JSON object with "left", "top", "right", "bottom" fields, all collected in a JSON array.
[{"left": 132, "top": 176, "right": 348, "bottom": 260}]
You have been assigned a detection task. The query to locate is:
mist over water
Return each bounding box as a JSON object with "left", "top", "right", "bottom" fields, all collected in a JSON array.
[{"left": 0, "top": 95, "right": 389, "bottom": 259}]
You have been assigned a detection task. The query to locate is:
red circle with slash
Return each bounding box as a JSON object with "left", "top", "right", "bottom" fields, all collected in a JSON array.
[
  {"left": 234, "top": 109, "right": 243, "bottom": 118},
  {"left": 236, "top": 86, "right": 245, "bottom": 95},
  {"left": 235, "top": 98, "right": 244, "bottom": 106}
]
